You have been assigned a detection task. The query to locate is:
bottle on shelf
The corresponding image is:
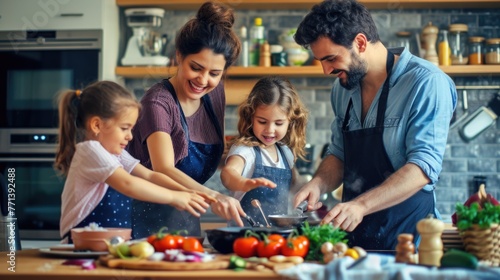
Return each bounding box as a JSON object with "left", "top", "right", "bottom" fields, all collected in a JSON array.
[
  {"left": 259, "top": 41, "right": 271, "bottom": 67},
  {"left": 249, "top": 17, "right": 265, "bottom": 66},
  {"left": 438, "top": 30, "right": 451, "bottom": 66},
  {"left": 238, "top": 26, "right": 249, "bottom": 67}
]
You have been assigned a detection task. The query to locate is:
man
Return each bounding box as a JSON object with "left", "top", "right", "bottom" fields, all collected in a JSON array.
[{"left": 293, "top": 0, "right": 457, "bottom": 250}]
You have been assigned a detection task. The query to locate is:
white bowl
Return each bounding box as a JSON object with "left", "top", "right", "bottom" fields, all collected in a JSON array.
[{"left": 286, "top": 48, "right": 309, "bottom": 66}]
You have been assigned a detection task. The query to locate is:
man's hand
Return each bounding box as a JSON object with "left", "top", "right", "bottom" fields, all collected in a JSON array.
[
  {"left": 321, "top": 201, "right": 365, "bottom": 232},
  {"left": 293, "top": 180, "right": 323, "bottom": 212}
]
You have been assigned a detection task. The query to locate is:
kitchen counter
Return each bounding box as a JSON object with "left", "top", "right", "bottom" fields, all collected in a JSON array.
[{"left": 0, "top": 249, "right": 282, "bottom": 280}]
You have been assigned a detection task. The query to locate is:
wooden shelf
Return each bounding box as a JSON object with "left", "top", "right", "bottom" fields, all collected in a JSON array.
[
  {"left": 116, "top": 0, "right": 500, "bottom": 10},
  {"left": 116, "top": 65, "right": 325, "bottom": 79},
  {"left": 116, "top": 65, "right": 500, "bottom": 79}
]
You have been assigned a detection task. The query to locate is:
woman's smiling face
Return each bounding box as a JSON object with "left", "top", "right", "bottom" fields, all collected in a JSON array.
[{"left": 175, "top": 48, "right": 226, "bottom": 101}]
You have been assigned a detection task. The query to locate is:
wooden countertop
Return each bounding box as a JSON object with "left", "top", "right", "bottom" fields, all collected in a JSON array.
[{"left": 0, "top": 249, "right": 282, "bottom": 280}]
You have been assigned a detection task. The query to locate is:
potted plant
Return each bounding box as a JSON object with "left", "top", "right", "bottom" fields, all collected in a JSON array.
[{"left": 454, "top": 185, "right": 500, "bottom": 266}]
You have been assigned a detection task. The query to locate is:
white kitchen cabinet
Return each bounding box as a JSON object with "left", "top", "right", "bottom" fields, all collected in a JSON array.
[{"left": 0, "top": 0, "right": 116, "bottom": 31}]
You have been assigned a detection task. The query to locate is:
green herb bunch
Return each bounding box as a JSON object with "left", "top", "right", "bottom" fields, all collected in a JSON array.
[
  {"left": 455, "top": 202, "right": 500, "bottom": 231},
  {"left": 300, "top": 222, "right": 347, "bottom": 261}
]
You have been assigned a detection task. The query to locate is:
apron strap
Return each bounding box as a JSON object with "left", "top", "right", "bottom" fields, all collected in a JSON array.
[
  {"left": 342, "top": 49, "right": 395, "bottom": 130},
  {"left": 162, "top": 79, "right": 223, "bottom": 141}
]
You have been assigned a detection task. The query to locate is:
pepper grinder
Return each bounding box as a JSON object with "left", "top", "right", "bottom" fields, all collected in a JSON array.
[
  {"left": 395, "top": 233, "right": 416, "bottom": 264},
  {"left": 259, "top": 41, "right": 271, "bottom": 67},
  {"left": 421, "top": 22, "right": 439, "bottom": 66},
  {"left": 416, "top": 214, "right": 445, "bottom": 266}
]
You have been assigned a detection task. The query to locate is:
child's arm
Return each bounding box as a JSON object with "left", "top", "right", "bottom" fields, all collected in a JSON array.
[
  {"left": 131, "top": 164, "right": 217, "bottom": 203},
  {"left": 221, "top": 154, "right": 277, "bottom": 192},
  {"left": 105, "top": 167, "right": 210, "bottom": 217}
]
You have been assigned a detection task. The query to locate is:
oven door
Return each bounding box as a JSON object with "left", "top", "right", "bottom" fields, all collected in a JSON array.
[
  {"left": 0, "top": 154, "right": 64, "bottom": 240},
  {"left": 0, "top": 30, "right": 101, "bottom": 129}
]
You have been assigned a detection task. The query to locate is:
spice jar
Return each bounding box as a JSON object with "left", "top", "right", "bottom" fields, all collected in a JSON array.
[
  {"left": 485, "top": 38, "right": 500, "bottom": 65},
  {"left": 468, "top": 36, "right": 485, "bottom": 65},
  {"left": 449, "top": 24, "right": 469, "bottom": 65}
]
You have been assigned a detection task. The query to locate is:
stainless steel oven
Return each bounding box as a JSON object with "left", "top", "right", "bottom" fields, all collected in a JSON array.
[
  {"left": 0, "top": 129, "right": 62, "bottom": 240},
  {"left": 0, "top": 29, "right": 102, "bottom": 240}
]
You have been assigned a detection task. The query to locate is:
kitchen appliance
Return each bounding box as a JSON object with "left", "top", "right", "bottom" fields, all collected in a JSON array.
[
  {"left": 121, "top": 8, "right": 169, "bottom": 66},
  {"left": 0, "top": 29, "right": 101, "bottom": 240}
]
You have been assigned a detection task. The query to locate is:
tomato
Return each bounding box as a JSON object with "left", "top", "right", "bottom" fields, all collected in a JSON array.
[
  {"left": 267, "top": 234, "right": 285, "bottom": 244},
  {"left": 256, "top": 233, "right": 284, "bottom": 258},
  {"left": 281, "top": 239, "right": 308, "bottom": 258},
  {"left": 256, "top": 239, "right": 283, "bottom": 258},
  {"left": 154, "top": 235, "right": 180, "bottom": 252},
  {"left": 233, "top": 236, "right": 259, "bottom": 258},
  {"left": 183, "top": 237, "right": 204, "bottom": 253}
]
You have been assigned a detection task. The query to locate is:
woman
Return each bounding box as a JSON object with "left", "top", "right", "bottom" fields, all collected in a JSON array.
[{"left": 127, "top": 1, "right": 244, "bottom": 238}]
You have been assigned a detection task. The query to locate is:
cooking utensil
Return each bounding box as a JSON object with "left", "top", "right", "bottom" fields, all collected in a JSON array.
[
  {"left": 243, "top": 214, "right": 261, "bottom": 227},
  {"left": 251, "top": 199, "right": 270, "bottom": 227},
  {"left": 293, "top": 200, "right": 308, "bottom": 216},
  {"left": 267, "top": 215, "right": 308, "bottom": 227},
  {"left": 450, "top": 89, "right": 469, "bottom": 129}
]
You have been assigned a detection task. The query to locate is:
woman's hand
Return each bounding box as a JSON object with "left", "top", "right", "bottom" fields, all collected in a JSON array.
[
  {"left": 210, "top": 193, "right": 246, "bottom": 226},
  {"left": 171, "top": 191, "right": 210, "bottom": 217}
]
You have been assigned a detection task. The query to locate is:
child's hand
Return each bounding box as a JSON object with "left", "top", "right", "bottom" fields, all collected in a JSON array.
[
  {"left": 171, "top": 191, "right": 210, "bottom": 217},
  {"left": 243, "top": 177, "right": 276, "bottom": 191},
  {"left": 194, "top": 191, "right": 218, "bottom": 204}
]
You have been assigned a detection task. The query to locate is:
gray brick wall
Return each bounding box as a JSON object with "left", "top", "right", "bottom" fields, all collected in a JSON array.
[{"left": 123, "top": 7, "right": 500, "bottom": 222}]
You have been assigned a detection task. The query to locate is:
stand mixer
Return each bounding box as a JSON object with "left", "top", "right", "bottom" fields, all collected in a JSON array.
[{"left": 121, "top": 8, "right": 169, "bottom": 66}]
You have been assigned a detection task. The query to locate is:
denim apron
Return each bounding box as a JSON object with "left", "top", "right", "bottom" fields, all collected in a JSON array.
[
  {"left": 64, "top": 187, "right": 131, "bottom": 243},
  {"left": 132, "top": 80, "right": 223, "bottom": 238},
  {"left": 341, "top": 50, "right": 434, "bottom": 250},
  {"left": 239, "top": 145, "right": 292, "bottom": 227}
]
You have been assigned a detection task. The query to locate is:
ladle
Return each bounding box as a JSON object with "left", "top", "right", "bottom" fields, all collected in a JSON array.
[{"left": 251, "top": 199, "right": 271, "bottom": 227}]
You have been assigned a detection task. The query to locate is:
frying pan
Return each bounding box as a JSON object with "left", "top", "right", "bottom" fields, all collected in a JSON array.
[{"left": 268, "top": 214, "right": 308, "bottom": 227}]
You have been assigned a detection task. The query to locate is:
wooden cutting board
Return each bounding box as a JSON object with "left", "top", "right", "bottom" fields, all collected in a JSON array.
[{"left": 99, "top": 255, "right": 230, "bottom": 271}]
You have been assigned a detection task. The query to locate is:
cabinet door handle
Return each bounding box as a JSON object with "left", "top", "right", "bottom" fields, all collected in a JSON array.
[{"left": 59, "top": 13, "right": 84, "bottom": 17}]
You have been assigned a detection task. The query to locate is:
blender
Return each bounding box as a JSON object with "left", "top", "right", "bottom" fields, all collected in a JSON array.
[{"left": 121, "top": 8, "right": 169, "bottom": 66}]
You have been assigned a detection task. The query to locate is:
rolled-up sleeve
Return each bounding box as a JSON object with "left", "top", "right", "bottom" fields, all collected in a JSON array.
[{"left": 405, "top": 73, "right": 457, "bottom": 183}]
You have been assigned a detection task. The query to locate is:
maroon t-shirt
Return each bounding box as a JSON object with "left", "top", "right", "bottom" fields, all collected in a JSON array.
[{"left": 127, "top": 79, "right": 225, "bottom": 169}]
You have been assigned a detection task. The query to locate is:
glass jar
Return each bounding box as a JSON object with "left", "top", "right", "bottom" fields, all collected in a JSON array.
[
  {"left": 389, "top": 31, "right": 413, "bottom": 53},
  {"left": 468, "top": 36, "right": 485, "bottom": 65},
  {"left": 485, "top": 38, "right": 500, "bottom": 64},
  {"left": 449, "top": 24, "right": 469, "bottom": 65}
]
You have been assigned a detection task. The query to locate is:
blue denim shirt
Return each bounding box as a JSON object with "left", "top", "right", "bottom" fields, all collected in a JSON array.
[{"left": 327, "top": 47, "right": 457, "bottom": 191}]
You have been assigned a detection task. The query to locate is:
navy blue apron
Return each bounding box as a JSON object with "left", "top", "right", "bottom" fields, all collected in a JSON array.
[
  {"left": 239, "top": 145, "right": 292, "bottom": 227},
  {"left": 341, "top": 50, "right": 434, "bottom": 250},
  {"left": 64, "top": 187, "right": 131, "bottom": 243},
  {"left": 132, "top": 79, "right": 224, "bottom": 238}
]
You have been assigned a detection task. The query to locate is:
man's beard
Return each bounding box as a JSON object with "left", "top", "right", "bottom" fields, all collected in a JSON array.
[{"left": 338, "top": 50, "right": 367, "bottom": 90}]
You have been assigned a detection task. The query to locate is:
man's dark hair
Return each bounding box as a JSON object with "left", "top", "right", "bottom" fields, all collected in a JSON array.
[{"left": 294, "top": 0, "right": 380, "bottom": 49}]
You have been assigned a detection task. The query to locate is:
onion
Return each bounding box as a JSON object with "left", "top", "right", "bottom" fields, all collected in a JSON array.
[{"left": 62, "top": 259, "right": 96, "bottom": 270}]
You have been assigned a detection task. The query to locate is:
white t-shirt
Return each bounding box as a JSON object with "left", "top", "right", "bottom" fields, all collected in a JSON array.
[
  {"left": 59, "top": 140, "right": 139, "bottom": 239},
  {"left": 226, "top": 144, "right": 294, "bottom": 201}
]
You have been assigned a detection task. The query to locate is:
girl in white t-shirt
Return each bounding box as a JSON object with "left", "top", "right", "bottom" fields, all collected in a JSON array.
[
  {"left": 221, "top": 76, "right": 309, "bottom": 226},
  {"left": 54, "top": 81, "right": 214, "bottom": 242}
]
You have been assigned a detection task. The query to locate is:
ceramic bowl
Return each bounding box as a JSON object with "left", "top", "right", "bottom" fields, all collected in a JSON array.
[
  {"left": 71, "top": 227, "right": 132, "bottom": 252},
  {"left": 286, "top": 48, "right": 310, "bottom": 66}
]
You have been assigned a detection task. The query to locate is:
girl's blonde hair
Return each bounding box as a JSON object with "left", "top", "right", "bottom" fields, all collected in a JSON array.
[
  {"left": 54, "top": 80, "right": 141, "bottom": 176},
  {"left": 233, "top": 76, "right": 309, "bottom": 161}
]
